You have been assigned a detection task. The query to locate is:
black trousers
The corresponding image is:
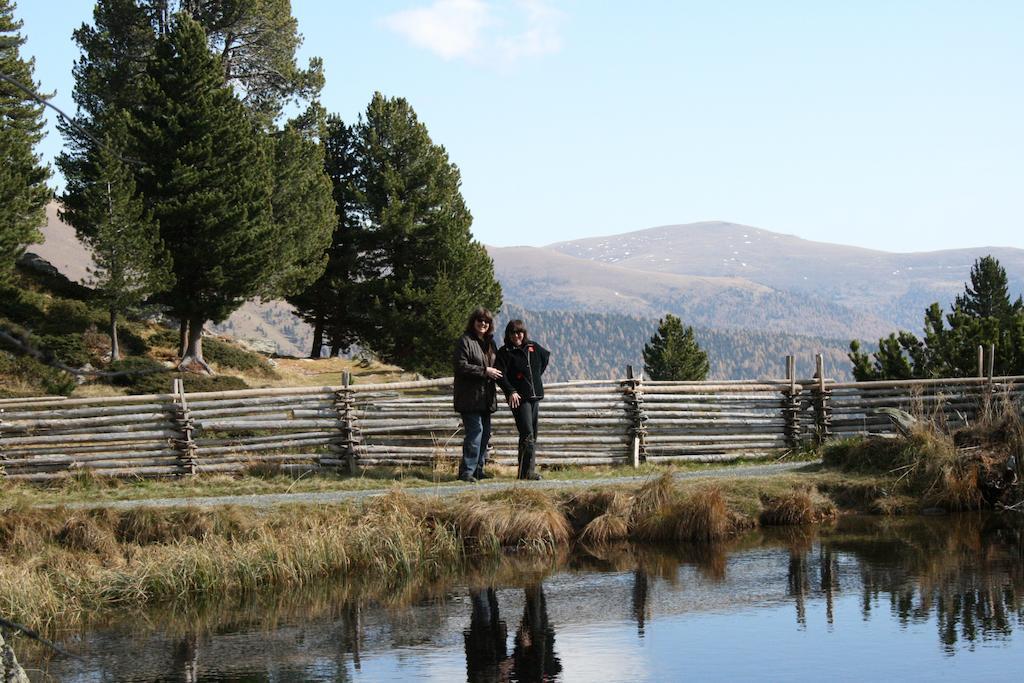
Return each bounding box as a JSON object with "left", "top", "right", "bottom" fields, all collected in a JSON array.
[{"left": 511, "top": 400, "right": 540, "bottom": 479}]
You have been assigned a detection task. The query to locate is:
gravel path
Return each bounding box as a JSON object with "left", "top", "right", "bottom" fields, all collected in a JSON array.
[{"left": 55, "top": 461, "right": 819, "bottom": 511}]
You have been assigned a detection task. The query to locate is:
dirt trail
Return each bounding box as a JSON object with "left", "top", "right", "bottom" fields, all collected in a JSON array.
[{"left": 54, "top": 461, "right": 817, "bottom": 511}]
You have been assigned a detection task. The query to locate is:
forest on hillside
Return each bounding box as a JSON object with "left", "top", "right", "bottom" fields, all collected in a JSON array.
[{"left": 497, "top": 305, "right": 856, "bottom": 382}]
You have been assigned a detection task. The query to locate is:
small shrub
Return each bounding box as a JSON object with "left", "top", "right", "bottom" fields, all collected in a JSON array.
[
  {"left": 105, "top": 356, "right": 170, "bottom": 388},
  {"left": 202, "top": 337, "right": 276, "bottom": 376},
  {"left": 38, "top": 333, "right": 91, "bottom": 367},
  {"left": 39, "top": 298, "right": 97, "bottom": 334},
  {"left": 0, "top": 352, "right": 77, "bottom": 397},
  {"left": 146, "top": 328, "right": 180, "bottom": 350},
  {"left": 117, "top": 327, "right": 149, "bottom": 355},
  {"left": 180, "top": 374, "right": 249, "bottom": 392}
]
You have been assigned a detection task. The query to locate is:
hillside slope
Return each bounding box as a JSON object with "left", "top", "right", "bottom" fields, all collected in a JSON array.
[
  {"left": 490, "top": 245, "right": 895, "bottom": 339},
  {"left": 548, "top": 221, "right": 1024, "bottom": 329}
]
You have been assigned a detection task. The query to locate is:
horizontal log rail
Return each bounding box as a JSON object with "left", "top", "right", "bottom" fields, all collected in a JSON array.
[{"left": 2, "top": 362, "right": 1021, "bottom": 481}]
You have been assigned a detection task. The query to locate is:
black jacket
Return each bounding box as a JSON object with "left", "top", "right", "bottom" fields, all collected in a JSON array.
[
  {"left": 496, "top": 341, "right": 550, "bottom": 401},
  {"left": 453, "top": 333, "right": 498, "bottom": 413}
]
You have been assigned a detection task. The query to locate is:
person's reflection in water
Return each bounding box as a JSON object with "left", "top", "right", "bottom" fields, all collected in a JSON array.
[
  {"left": 632, "top": 568, "right": 649, "bottom": 637},
  {"left": 512, "top": 584, "right": 562, "bottom": 682},
  {"left": 464, "top": 587, "right": 507, "bottom": 683}
]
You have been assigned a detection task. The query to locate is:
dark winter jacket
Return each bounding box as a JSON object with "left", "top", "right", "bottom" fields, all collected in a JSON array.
[
  {"left": 453, "top": 333, "right": 498, "bottom": 413},
  {"left": 496, "top": 341, "right": 550, "bottom": 401}
]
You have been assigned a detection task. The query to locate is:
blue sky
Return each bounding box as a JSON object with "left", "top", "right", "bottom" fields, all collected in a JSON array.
[{"left": 17, "top": 0, "right": 1024, "bottom": 253}]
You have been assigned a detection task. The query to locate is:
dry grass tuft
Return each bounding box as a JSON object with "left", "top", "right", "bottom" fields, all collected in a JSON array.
[
  {"left": 630, "top": 473, "right": 676, "bottom": 526},
  {"left": 56, "top": 514, "right": 119, "bottom": 556},
  {"left": 823, "top": 421, "right": 994, "bottom": 511},
  {"left": 578, "top": 491, "right": 632, "bottom": 545},
  {"left": 760, "top": 487, "right": 838, "bottom": 526},
  {"left": 447, "top": 487, "right": 572, "bottom": 551},
  {"left": 673, "top": 487, "right": 732, "bottom": 542},
  {"left": 632, "top": 486, "right": 732, "bottom": 543}
]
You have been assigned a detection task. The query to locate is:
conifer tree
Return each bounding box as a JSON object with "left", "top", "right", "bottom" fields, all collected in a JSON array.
[
  {"left": 849, "top": 255, "right": 1024, "bottom": 379},
  {"left": 60, "top": 1, "right": 333, "bottom": 363},
  {"left": 0, "top": 0, "right": 51, "bottom": 286},
  {"left": 60, "top": 116, "right": 172, "bottom": 360},
  {"left": 285, "top": 115, "right": 364, "bottom": 357},
  {"left": 263, "top": 118, "right": 334, "bottom": 299},
  {"left": 132, "top": 14, "right": 275, "bottom": 370},
  {"left": 643, "top": 314, "right": 709, "bottom": 380},
  {"left": 353, "top": 93, "right": 501, "bottom": 375}
]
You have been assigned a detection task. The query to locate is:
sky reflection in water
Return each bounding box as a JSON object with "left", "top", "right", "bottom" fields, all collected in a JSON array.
[{"left": 27, "top": 514, "right": 1024, "bottom": 682}]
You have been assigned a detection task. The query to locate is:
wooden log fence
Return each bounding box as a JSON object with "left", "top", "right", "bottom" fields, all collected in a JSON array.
[{"left": 2, "top": 361, "right": 1023, "bottom": 481}]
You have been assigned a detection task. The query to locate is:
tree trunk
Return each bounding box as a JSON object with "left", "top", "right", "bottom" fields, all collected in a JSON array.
[
  {"left": 330, "top": 345, "right": 340, "bottom": 358},
  {"left": 310, "top": 313, "right": 324, "bottom": 359},
  {"left": 178, "top": 314, "right": 212, "bottom": 374},
  {"left": 109, "top": 307, "right": 120, "bottom": 362},
  {"left": 178, "top": 318, "right": 189, "bottom": 359}
]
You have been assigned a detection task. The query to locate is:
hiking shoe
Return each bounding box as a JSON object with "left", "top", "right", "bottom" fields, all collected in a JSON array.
[
  {"left": 458, "top": 474, "right": 477, "bottom": 483},
  {"left": 475, "top": 471, "right": 494, "bottom": 480}
]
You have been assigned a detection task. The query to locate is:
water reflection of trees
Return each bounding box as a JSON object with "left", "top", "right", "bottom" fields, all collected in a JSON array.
[
  {"left": 26, "top": 514, "right": 1024, "bottom": 677},
  {"left": 793, "top": 515, "right": 1024, "bottom": 651}
]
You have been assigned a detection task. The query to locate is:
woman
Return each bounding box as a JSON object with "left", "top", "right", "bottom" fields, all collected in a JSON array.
[
  {"left": 496, "top": 320, "right": 550, "bottom": 480},
  {"left": 453, "top": 307, "right": 502, "bottom": 482}
]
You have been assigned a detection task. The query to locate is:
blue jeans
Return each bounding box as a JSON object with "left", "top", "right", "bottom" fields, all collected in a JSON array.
[{"left": 460, "top": 411, "right": 491, "bottom": 477}]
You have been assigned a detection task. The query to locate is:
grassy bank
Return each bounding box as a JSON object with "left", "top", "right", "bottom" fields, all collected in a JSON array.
[{"left": 0, "top": 471, "right": 849, "bottom": 631}]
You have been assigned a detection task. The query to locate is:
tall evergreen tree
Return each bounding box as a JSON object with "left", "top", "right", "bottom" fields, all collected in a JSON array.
[
  {"left": 849, "top": 255, "right": 1024, "bottom": 379},
  {"left": 179, "top": 0, "right": 323, "bottom": 124},
  {"left": 955, "top": 255, "right": 1022, "bottom": 321},
  {"left": 0, "top": 0, "right": 51, "bottom": 286},
  {"left": 60, "top": 116, "right": 172, "bottom": 360},
  {"left": 285, "top": 115, "right": 365, "bottom": 357},
  {"left": 132, "top": 14, "right": 275, "bottom": 370},
  {"left": 643, "top": 314, "right": 709, "bottom": 380},
  {"left": 353, "top": 93, "right": 501, "bottom": 375},
  {"left": 60, "top": 2, "right": 332, "bottom": 364},
  {"left": 263, "top": 117, "right": 334, "bottom": 299}
]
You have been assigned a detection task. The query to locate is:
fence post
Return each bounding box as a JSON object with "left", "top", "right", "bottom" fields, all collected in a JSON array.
[
  {"left": 987, "top": 344, "right": 995, "bottom": 383},
  {"left": 623, "top": 365, "right": 646, "bottom": 467},
  {"left": 977, "top": 345, "right": 984, "bottom": 378},
  {"left": 172, "top": 378, "right": 197, "bottom": 476},
  {"left": 332, "top": 370, "right": 358, "bottom": 475},
  {"left": 0, "top": 409, "right": 6, "bottom": 479},
  {"left": 812, "top": 354, "right": 832, "bottom": 445},
  {"left": 783, "top": 355, "right": 801, "bottom": 449}
]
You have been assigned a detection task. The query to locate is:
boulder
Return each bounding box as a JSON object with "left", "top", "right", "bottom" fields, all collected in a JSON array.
[{"left": 0, "top": 631, "right": 29, "bottom": 683}]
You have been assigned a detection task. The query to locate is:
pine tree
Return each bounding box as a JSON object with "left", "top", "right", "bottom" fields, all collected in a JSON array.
[
  {"left": 850, "top": 255, "right": 1024, "bottom": 379},
  {"left": 179, "top": 0, "right": 323, "bottom": 125},
  {"left": 352, "top": 93, "right": 501, "bottom": 376},
  {"left": 59, "top": 116, "right": 172, "bottom": 360},
  {"left": 285, "top": 115, "right": 365, "bottom": 357},
  {"left": 132, "top": 13, "right": 276, "bottom": 370},
  {"left": 955, "top": 255, "right": 1022, "bottom": 321},
  {"left": 0, "top": 0, "right": 51, "bottom": 286},
  {"left": 59, "top": 1, "right": 333, "bottom": 362},
  {"left": 643, "top": 314, "right": 709, "bottom": 380},
  {"left": 263, "top": 116, "right": 334, "bottom": 299}
]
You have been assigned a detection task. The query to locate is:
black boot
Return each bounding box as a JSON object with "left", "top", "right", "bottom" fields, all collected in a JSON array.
[{"left": 518, "top": 437, "right": 538, "bottom": 480}]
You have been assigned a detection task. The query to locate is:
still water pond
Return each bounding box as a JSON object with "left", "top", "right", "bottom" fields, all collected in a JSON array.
[{"left": 27, "top": 514, "right": 1024, "bottom": 681}]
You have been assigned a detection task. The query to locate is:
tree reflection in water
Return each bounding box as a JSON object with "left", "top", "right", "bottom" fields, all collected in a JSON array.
[{"left": 23, "top": 514, "right": 1024, "bottom": 679}]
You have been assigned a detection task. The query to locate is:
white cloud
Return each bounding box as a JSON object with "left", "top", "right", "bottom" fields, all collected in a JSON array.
[
  {"left": 496, "top": 0, "right": 564, "bottom": 61},
  {"left": 383, "top": 0, "right": 564, "bottom": 64}
]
